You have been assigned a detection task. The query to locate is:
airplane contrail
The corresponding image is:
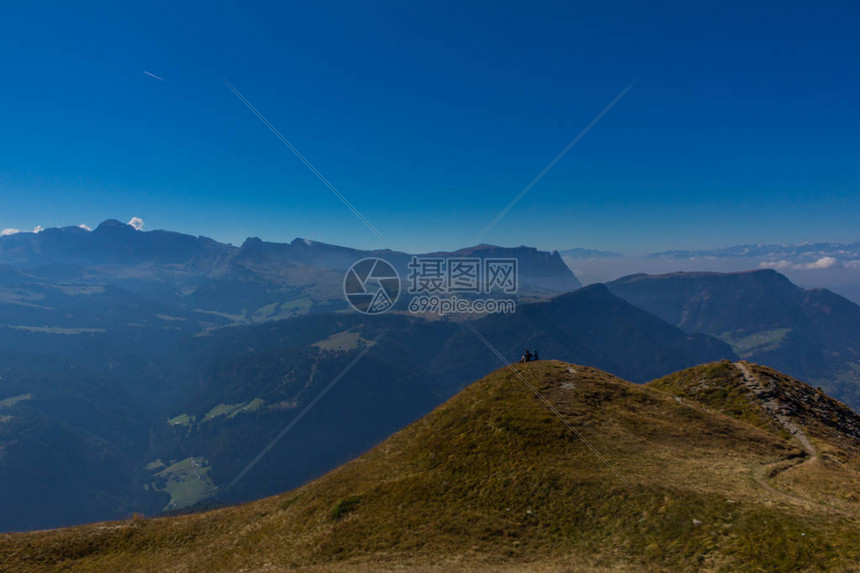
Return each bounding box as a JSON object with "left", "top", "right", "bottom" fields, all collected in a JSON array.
[{"left": 143, "top": 71, "right": 165, "bottom": 81}]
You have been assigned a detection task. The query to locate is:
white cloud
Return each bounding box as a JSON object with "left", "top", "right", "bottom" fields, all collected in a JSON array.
[
  {"left": 1, "top": 228, "right": 21, "bottom": 236},
  {"left": 78, "top": 224, "right": 92, "bottom": 231},
  {"left": 806, "top": 256, "right": 838, "bottom": 269},
  {"left": 33, "top": 225, "right": 44, "bottom": 233},
  {"left": 128, "top": 217, "right": 145, "bottom": 231},
  {"left": 760, "top": 257, "right": 839, "bottom": 270}
]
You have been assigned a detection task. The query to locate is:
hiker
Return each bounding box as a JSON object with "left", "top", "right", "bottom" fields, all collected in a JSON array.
[
  {"left": 525, "top": 350, "right": 533, "bottom": 362},
  {"left": 519, "top": 353, "right": 527, "bottom": 363},
  {"left": 532, "top": 349, "right": 539, "bottom": 361}
]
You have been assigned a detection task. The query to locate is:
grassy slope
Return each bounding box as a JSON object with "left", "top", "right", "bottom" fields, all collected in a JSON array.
[
  {"left": 647, "top": 361, "right": 780, "bottom": 433},
  {"left": 2, "top": 361, "right": 860, "bottom": 572},
  {"left": 649, "top": 360, "right": 860, "bottom": 518}
]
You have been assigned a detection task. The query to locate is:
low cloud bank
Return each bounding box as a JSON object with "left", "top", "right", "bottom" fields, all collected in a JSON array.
[{"left": 760, "top": 257, "right": 846, "bottom": 270}]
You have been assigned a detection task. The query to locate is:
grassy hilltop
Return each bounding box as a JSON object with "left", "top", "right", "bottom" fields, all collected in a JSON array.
[{"left": 2, "top": 360, "right": 859, "bottom": 572}]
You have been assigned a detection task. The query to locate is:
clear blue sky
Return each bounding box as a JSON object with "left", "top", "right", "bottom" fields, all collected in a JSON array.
[{"left": 1, "top": 1, "right": 857, "bottom": 254}]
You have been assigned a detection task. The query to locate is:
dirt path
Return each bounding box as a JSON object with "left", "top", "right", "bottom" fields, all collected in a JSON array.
[
  {"left": 731, "top": 362, "right": 850, "bottom": 514},
  {"left": 734, "top": 361, "right": 818, "bottom": 464}
]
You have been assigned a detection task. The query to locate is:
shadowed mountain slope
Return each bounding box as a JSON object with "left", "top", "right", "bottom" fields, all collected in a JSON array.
[
  {"left": 0, "top": 282, "right": 735, "bottom": 532},
  {"left": 447, "top": 284, "right": 735, "bottom": 385},
  {"left": 3, "top": 360, "right": 859, "bottom": 572},
  {"left": 147, "top": 288, "right": 734, "bottom": 513}
]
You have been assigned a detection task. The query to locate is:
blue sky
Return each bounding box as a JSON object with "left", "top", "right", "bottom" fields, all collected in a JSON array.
[{"left": 0, "top": 1, "right": 857, "bottom": 254}]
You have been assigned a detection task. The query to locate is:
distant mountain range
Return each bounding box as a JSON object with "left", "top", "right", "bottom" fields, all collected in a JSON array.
[
  {"left": 647, "top": 241, "right": 860, "bottom": 266},
  {"left": 561, "top": 241, "right": 860, "bottom": 266},
  {"left": 4, "top": 359, "right": 859, "bottom": 571},
  {"left": 0, "top": 220, "right": 580, "bottom": 323},
  {"left": 561, "top": 240, "right": 860, "bottom": 305}
]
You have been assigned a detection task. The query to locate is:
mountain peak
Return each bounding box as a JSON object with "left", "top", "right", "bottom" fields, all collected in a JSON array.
[
  {"left": 650, "top": 360, "right": 860, "bottom": 449},
  {"left": 240, "top": 236, "right": 264, "bottom": 249},
  {"left": 290, "top": 237, "right": 317, "bottom": 247},
  {"left": 95, "top": 218, "right": 133, "bottom": 231}
]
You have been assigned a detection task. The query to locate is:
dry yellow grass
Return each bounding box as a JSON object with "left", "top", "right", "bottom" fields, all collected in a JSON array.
[{"left": 2, "top": 360, "right": 860, "bottom": 572}]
